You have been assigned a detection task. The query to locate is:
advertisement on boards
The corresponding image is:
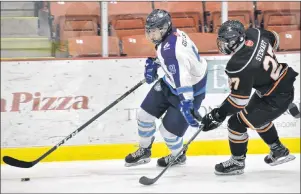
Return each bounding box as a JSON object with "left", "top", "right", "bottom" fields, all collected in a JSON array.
[{"left": 1, "top": 54, "right": 300, "bottom": 147}]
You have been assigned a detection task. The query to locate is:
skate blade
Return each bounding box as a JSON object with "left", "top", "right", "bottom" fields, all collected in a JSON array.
[
  {"left": 156, "top": 161, "right": 186, "bottom": 168},
  {"left": 269, "top": 154, "right": 296, "bottom": 166},
  {"left": 124, "top": 158, "right": 151, "bottom": 167},
  {"left": 214, "top": 169, "right": 244, "bottom": 176}
]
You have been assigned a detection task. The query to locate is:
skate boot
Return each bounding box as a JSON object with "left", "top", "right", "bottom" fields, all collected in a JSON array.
[
  {"left": 125, "top": 136, "right": 155, "bottom": 167},
  {"left": 215, "top": 155, "right": 245, "bottom": 175},
  {"left": 264, "top": 141, "right": 296, "bottom": 166},
  {"left": 157, "top": 148, "right": 187, "bottom": 167}
]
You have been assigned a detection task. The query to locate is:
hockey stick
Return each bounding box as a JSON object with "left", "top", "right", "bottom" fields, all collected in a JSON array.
[
  {"left": 139, "top": 102, "right": 299, "bottom": 185},
  {"left": 139, "top": 124, "right": 204, "bottom": 186},
  {"left": 3, "top": 79, "right": 146, "bottom": 168}
]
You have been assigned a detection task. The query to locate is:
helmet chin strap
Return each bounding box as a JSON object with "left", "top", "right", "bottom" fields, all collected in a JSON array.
[
  {"left": 228, "top": 36, "right": 245, "bottom": 54},
  {"left": 156, "top": 27, "right": 172, "bottom": 45}
]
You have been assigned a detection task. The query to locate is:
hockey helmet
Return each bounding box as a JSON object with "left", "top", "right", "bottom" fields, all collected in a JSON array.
[
  {"left": 217, "top": 20, "right": 246, "bottom": 55},
  {"left": 145, "top": 9, "right": 172, "bottom": 45}
]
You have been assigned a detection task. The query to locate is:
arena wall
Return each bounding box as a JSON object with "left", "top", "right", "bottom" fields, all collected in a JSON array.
[{"left": 1, "top": 53, "right": 300, "bottom": 163}]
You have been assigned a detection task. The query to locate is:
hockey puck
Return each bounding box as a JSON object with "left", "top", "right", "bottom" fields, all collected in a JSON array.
[{"left": 21, "top": 178, "right": 30, "bottom": 182}]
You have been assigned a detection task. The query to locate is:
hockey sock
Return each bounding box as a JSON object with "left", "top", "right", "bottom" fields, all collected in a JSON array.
[
  {"left": 159, "top": 124, "right": 183, "bottom": 156},
  {"left": 228, "top": 128, "right": 249, "bottom": 157},
  {"left": 137, "top": 109, "right": 157, "bottom": 148},
  {"left": 228, "top": 114, "right": 248, "bottom": 156},
  {"left": 256, "top": 123, "right": 279, "bottom": 145}
]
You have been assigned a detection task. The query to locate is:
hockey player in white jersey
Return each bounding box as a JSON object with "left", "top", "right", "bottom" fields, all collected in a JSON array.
[{"left": 125, "top": 9, "right": 208, "bottom": 167}]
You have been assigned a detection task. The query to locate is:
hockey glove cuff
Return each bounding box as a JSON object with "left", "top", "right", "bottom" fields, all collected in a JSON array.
[
  {"left": 144, "top": 57, "right": 160, "bottom": 84},
  {"left": 179, "top": 99, "right": 199, "bottom": 128},
  {"left": 202, "top": 108, "right": 226, "bottom": 132}
]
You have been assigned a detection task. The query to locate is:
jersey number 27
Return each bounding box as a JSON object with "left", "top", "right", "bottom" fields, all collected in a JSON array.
[{"left": 263, "top": 44, "right": 283, "bottom": 81}]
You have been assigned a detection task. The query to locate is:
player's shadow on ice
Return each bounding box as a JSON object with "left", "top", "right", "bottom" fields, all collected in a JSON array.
[
  {"left": 214, "top": 169, "right": 299, "bottom": 184},
  {"left": 246, "top": 169, "right": 299, "bottom": 178}
]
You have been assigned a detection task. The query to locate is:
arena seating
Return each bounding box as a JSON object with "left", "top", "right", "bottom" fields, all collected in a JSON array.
[
  {"left": 2, "top": 1, "right": 299, "bottom": 59},
  {"left": 204, "top": 2, "right": 254, "bottom": 33},
  {"left": 108, "top": 2, "right": 152, "bottom": 38},
  {"left": 67, "top": 36, "right": 120, "bottom": 57},
  {"left": 154, "top": 2, "right": 204, "bottom": 32},
  {"left": 256, "top": 2, "right": 300, "bottom": 33},
  {"left": 278, "top": 30, "right": 300, "bottom": 51}
]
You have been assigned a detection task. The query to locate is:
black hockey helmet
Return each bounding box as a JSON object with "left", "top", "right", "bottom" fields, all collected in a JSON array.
[
  {"left": 145, "top": 9, "right": 172, "bottom": 45},
  {"left": 217, "top": 20, "right": 246, "bottom": 55}
]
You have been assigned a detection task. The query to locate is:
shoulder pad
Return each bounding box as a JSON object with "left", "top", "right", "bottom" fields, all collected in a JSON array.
[
  {"left": 160, "top": 32, "right": 178, "bottom": 58},
  {"left": 226, "top": 28, "right": 261, "bottom": 74}
]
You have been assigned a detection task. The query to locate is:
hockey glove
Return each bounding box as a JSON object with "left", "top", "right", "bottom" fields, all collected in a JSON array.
[
  {"left": 179, "top": 99, "right": 199, "bottom": 128},
  {"left": 144, "top": 57, "right": 160, "bottom": 84},
  {"left": 201, "top": 108, "right": 225, "bottom": 132}
]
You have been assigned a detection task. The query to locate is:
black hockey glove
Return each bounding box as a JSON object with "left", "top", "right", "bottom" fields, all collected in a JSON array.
[{"left": 201, "top": 108, "right": 226, "bottom": 132}]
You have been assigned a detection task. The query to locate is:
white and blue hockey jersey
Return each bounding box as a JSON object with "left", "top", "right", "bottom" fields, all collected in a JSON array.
[{"left": 156, "top": 28, "right": 208, "bottom": 101}]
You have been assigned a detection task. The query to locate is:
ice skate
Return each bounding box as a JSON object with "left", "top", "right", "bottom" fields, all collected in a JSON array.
[
  {"left": 125, "top": 136, "right": 155, "bottom": 167},
  {"left": 264, "top": 142, "right": 296, "bottom": 166},
  {"left": 215, "top": 155, "right": 245, "bottom": 175},
  {"left": 157, "top": 149, "right": 187, "bottom": 167}
]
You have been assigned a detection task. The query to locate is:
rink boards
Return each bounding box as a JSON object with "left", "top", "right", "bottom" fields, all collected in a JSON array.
[{"left": 1, "top": 53, "right": 300, "bottom": 163}]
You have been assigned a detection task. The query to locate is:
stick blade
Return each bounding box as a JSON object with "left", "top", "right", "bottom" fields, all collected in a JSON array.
[
  {"left": 3, "top": 156, "right": 34, "bottom": 168},
  {"left": 139, "top": 176, "right": 157, "bottom": 186}
]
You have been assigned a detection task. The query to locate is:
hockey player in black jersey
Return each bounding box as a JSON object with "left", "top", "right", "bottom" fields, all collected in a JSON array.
[{"left": 201, "top": 20, "right": 299, "bottom": 175}]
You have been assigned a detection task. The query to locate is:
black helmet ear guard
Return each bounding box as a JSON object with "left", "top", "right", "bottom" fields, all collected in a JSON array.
[
  {"left": 217, "top": 20, "right": 246, "bottom": 55},
  {"left": 145, "top": 9, "right": 172, "bottom": 45}
]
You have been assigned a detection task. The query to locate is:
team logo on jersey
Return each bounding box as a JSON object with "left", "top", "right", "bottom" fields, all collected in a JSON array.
[
  {"left": 245, "top": 40, "right": 254, "bottom": 47},
  {"left": 163, "top": 42, "right": 170, "bottom": 51},
  {"left": 154, "top": 81, "right": 162, "bottom": 92},
  {"left": 168, "top": 64, "right": 177, "bottom": 74}
]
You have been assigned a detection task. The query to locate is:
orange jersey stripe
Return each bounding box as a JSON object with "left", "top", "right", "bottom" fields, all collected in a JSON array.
[
  {"left": 228, "top": 128, "right": 242, "bottom": 135},
  {"left": 227, "top": 97, "right": 245, "bottom": 109},
  {"left": 230, "top": 93, "right": 249, "bottom": 99},
  {"left": 256, "top": 123, "right": 273, "bottom": 133},
  {"left": 229, "top": 137, "right": 249, "bottom": 144},
  {"left": 264, "top": 68, "right": 288, "bottom": 96},
  {"left": 239, "top": 111, "right": 255, "bottom": 129}
]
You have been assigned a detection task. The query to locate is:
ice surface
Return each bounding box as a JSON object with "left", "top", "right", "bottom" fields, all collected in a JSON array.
[{"left": 1, "top": 154, "right": 300, "bottom": 193}]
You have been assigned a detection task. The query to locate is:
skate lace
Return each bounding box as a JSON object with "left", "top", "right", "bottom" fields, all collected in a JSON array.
[
  {"left": 222, "top": 157, "right": 243, "bottom": 168},
  {"left": 267, "top": 152, "right": 276, "bottom": 162},
  {"left": 269, "top": 144, "right": 285, "bottom": 158},
  {"left": 131, "top": 148, "right": 145, "bottom": 158},
  {"left": 164, "top": 154, "right": 174, "bottom": 163},
  {"left": 222, "top": 158, "right": 235, "bottom": 168},
  {"left": 268, "top": 144, "right": 286, "bottom": 161}
]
